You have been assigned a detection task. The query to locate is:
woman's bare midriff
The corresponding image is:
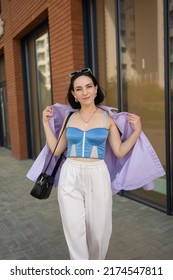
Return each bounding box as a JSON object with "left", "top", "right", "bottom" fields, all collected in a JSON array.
[{"left": 69, "top": 157, "right": 101, "bottom": 162}]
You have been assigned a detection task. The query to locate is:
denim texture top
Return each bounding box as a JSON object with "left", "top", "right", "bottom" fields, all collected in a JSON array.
[
  {"left": 66, "top": 110, "right": 109, "bottom": 159},
  {"left": 66, "top": 127, "right": 109, "bottom": 159}
]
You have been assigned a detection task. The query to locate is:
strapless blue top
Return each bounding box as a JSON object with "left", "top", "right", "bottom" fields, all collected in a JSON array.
[{"left": 66, "top": 127, "right": 109, "bottom": 159}]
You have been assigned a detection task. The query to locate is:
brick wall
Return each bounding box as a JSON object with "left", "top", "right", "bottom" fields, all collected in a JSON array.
[
  {"left": 48, "top": 0, "right": 85, "bottom": 103},
  {"left": 0, "top": 0, "right": 85, "bottom": 159}
]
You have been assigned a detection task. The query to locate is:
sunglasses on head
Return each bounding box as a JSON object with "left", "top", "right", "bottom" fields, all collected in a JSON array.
[{"left": 69, "top": 68, "right": 92, "bottom": 78}]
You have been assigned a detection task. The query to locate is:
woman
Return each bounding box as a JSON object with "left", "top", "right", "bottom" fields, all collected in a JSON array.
[{"left": 42, "top": 68, "right": 142, "bottom": 260}]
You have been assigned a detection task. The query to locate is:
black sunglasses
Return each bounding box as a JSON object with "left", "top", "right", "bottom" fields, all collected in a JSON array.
[{"left": 69, "top": 68, "right": 92, "bottom": 78}]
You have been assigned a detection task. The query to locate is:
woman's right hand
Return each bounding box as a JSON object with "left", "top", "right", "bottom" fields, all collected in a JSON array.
[{"left": 42, "top": 106, "right": 53, "bottom": 124}]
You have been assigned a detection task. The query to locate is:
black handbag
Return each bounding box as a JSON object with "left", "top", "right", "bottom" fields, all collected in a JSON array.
[{"left": 30, "top": 112, "right": 73, "bottom": 199}]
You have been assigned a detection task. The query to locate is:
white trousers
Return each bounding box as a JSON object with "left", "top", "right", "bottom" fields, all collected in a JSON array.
[{"left": 57, "top": 158, "right": 112, "bottom": 260}]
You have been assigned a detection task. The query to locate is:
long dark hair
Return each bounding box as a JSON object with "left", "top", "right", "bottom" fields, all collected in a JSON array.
[{"left": 66, "top": 72, "right": 105, "bottom": 109}]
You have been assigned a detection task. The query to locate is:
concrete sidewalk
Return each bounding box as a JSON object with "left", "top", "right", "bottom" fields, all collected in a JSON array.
[{"left": 0, "top": 147, "right": 173, "bottom": 260}]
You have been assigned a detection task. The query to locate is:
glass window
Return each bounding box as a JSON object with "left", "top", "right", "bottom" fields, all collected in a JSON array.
[
  {"left": 35, "top": 28, "right": 52, "bottom": 153},
  {"left": 92, "top": 0, "right": 166, "bottom": 210},
  {"left": 23, "top": 23, "right": 52, "bottom": 158},
  {"left": 169, "top": 0, "right": 173, "bottom": 212},
  {"left": 119, "top": 0, "right": 166, "bottom": 209},
  {"left": 0, "top": 56, "right": 10, "bottom": 148},
  {"left": 95, "top": 0, "right": 118, "bottom": 108}
]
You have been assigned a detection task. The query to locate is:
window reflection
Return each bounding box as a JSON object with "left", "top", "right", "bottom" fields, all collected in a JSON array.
[
  {"left": 95, "top": 0, "right": 166, "bottom": 208},
  {"left": 95, "top": 0, "right": 118, "bottom": 108},
  {"left": 36, "top": 33, "right": 51, "bottom": 91},
  {"left": 23, "top": 24, "right": 52, "bottom": 158},
  {"left": 35, "top": 30, "right": 52, "bottom": 149},
  {"left": 120, "top": 0, "right": 166, "bottom": 207}
]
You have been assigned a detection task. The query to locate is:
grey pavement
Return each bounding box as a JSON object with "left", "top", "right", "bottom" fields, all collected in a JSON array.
[{"left": 0, "top": 147, "right": 173, "bottom": 260}]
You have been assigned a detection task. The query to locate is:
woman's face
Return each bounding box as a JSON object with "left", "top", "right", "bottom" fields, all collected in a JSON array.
[{"left": 72, "top": 75, "right": 98, "bottom": 107}]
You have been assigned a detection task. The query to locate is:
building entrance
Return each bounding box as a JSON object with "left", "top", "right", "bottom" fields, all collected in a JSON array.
[
  {"left": 0, "top": 56, "right": 10, "bottom": 148},
  {"left": 22, "top": 23, "right": 52, "bottom": 159},
  {"left": 87, "top": 0, "right": 167, "bottom": 211}
]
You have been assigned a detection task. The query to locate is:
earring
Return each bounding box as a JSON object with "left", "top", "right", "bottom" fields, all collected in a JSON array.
[{"left": 75, "top": 98, "right": 78, "bottom": 103}]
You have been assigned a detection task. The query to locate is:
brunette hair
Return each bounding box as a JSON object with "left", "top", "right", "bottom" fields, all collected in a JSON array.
[{"left": 66, "top": 71, "right": 105, "bottom": 109}]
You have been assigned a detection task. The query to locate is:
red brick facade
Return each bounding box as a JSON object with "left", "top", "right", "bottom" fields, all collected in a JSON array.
[{"left": 0, "top": 0, "right": 85, "bottom": 159}]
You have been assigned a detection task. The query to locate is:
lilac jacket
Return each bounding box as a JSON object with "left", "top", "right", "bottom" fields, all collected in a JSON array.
[{"left": 26, "top": 103, "right": 165, "bottom": 195}]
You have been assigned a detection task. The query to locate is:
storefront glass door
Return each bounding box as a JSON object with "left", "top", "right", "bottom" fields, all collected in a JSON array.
[
  {"left": 0, "top": 56, "right": 10, "bottom": 148},
  {"left": 93, "top": 0, "right": 166, "bottom": 210},
  {"left": 22, "top": 23, "right": 52, "bottom": 159},
  {"left": 119, "top": 0, "right": 166, "bottom": 209}
]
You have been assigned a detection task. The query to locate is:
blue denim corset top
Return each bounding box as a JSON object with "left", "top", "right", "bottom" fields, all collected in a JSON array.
[{"left": 66, "top": 110, "right": 109, "bottom": 159}]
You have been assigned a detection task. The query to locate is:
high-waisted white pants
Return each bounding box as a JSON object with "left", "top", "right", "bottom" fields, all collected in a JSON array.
[{"left": 57, "top": 158, "right": 112, "bottom": 260}]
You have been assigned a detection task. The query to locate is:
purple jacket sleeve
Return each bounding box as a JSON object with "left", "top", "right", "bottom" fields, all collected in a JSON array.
[{"left": 101, "top": 106, "right": 165, "bottom": 194}]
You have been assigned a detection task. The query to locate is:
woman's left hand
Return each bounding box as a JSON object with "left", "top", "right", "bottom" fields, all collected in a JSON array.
[{"left": 128, "top": 113, "right": 142, "bottom": 135}]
